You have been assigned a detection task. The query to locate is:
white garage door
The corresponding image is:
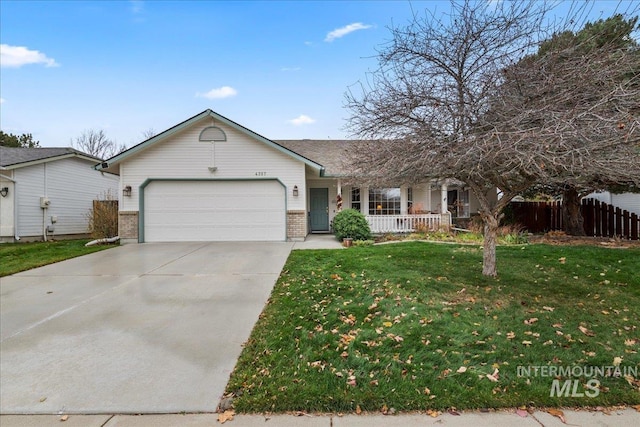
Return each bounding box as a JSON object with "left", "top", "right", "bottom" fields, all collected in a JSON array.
[{"left": 144, "top": 180, "right": 286, "bottom": 242}]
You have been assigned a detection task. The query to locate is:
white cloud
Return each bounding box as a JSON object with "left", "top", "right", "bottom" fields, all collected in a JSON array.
[
  {"left": 0, "top": 98, "right": 5, "bottom": 104},
  {"left": 289, "top": 115, "right": 316, "bottom": 126},
  {"left": 281, "top": 67, "right": 301, "bottom": 72},
  {"left": 130, "top": 0, "right": 144, "bottom": 14},
  {"left": 1, "top": 44, "right": 59, "bottom": 68},
  {"left": 196, "top": 86, "right": 238, "bottom": 99},
  {"left": 325, "top": 22, "right": 372, "bottom": 42}
]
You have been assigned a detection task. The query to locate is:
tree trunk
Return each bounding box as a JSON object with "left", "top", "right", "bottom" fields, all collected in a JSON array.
[
  {"left": 562, "top": 187, "right": 585, "bottom": 236},
  {"left": 482, "top": 214, "right": 499, "bottom": 277}
]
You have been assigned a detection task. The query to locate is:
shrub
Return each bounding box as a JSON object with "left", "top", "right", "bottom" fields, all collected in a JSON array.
[
  {"left": 332, "top": 209, "right": 372, "bottom": 241},
  {"left": 87, "top": 190, "right": 119, "bottom": 239}
]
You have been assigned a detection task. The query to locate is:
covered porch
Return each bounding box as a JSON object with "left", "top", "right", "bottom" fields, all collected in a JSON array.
[{"left": 304, "top": 177, "right": 461, "bottom": 235}]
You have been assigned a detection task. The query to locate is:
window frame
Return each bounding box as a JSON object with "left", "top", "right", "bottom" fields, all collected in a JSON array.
[{"left": 368, "top": 187, "right": 401, "bottom": 215}]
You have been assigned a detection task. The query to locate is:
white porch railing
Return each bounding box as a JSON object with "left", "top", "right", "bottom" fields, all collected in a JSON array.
[{"left": 365, "top": 214, "right": 451, "bottom": 234}]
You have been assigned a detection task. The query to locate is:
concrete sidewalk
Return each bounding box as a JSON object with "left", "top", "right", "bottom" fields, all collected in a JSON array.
[
  {"left": 293, "top": 233, "right": 344, "bottom": 250},
  {"left": 1, "top": 408, "right": 638, "bottom": 426}
]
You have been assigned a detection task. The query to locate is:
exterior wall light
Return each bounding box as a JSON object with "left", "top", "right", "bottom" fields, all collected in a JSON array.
[
  {"left": 0, "top": 187, "right": 8, "bottom": 197},
  {"left": 292, "top": 185, "right": 299, "bottom": 197},
  {"left": 123, "top": 185, "right": 132, "bottom": 197}
]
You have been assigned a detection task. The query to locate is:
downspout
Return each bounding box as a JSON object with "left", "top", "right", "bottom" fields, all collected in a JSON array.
[
  {"left": 43, "top": 163, "right": 48, "bottom": 242},
  {"left": 13, "top": 178, "right": 20, "bottom": 241}
]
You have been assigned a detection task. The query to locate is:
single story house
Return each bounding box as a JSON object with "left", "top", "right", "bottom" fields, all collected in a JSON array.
[
  {"left": 97, "top": 110, "right": 494, "bottom": 243},
  {"left": 0, "top": 147, "right": 119, "bottom": 242}
]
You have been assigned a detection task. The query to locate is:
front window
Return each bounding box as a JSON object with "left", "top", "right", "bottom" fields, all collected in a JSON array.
[
  {"left": 351, "top": 187, "right": 361, "bottom": 211},
  {"left": 448, "top": 188, "right": 470, "bottom": 217},
  {"left": 369, "top": 188, "right": 401, "bottom": 215}
]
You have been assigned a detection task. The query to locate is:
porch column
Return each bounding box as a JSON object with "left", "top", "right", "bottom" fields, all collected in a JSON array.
[
  {"left": 400, "top": 185, "right": 408, "bottom": 215},
  {"left": 336, "top": 179, "right": 342, "bottom": 211},
  {"left": 441, "top": 184, "right": 448, "bottom": 214},
  {"left": 425, "top": 185, "right": 432, "bottom": 212},
  {"left": 361, "top": 186, "right": 369, "bottom": 215}
]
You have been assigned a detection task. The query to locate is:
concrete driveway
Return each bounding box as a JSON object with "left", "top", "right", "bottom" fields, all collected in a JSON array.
[{"left": 0, "top": 242, "right": 293, "bottom": 414}]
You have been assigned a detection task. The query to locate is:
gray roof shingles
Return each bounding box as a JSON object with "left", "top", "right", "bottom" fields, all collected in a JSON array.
[
  {"left": 0, "top": 147, "right": 100, "bottom": 168},
  {"left": 275, "top": 140, "right": 360, "bottom": 176}
]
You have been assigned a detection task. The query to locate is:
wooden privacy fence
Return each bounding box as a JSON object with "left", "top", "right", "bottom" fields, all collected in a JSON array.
[{"left": 509, "top": 199, "right": 639, "bottom": 240}]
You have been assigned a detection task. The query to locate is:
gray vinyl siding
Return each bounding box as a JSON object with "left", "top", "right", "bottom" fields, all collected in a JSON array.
[
  {"left": 14, "top": 158, "right": 118, "bottom": 238},
  {"left": 14, "top": 165, "right": 46, "bottom": 238}
]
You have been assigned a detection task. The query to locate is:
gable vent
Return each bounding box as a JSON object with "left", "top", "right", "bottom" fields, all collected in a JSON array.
[{"left": 199, "top": 126, "right": 227, "bottom": 142}]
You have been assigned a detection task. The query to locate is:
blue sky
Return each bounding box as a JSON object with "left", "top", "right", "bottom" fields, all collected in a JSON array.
[{"left": 0, "top": 1, "right": 636, "bottom": 148}]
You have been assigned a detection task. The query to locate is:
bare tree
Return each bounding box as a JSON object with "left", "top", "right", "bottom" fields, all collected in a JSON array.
[
  {"left": 345, "top": 1, "right": 639, "bottom": 276},
  {"left": 72, "top": 129, "right": 126, "bottom": 160},
  {"left": 141, "top": 128, "right": 157, "bottom": 140},
  {"left": 345, "top": 1, "right": 563, "bottom": 276}
]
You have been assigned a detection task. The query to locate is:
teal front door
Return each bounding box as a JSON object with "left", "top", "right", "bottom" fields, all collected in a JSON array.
[{"left": 310, "top": 188, "right": 329, "bottom": 232}]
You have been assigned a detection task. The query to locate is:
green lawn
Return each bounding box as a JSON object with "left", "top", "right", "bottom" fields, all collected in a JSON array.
[
  {"left": 226, "top": 242, "right": 640, "bottom": 413},
  {"left": 0, "top": 239, "right": 115, "bottom": 277}
]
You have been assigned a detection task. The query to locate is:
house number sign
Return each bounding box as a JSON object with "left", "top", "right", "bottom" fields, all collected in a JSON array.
[{"left": 255, "top": 172, "right": 267, "bottom": 176}]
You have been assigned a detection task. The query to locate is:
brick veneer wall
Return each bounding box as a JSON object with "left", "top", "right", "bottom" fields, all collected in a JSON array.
[
  {"left": 118, "top": 211, "right": 139, "bottom": 241},
  {"left": 287, "top": 210, "right": 307, "bottom": 241}
]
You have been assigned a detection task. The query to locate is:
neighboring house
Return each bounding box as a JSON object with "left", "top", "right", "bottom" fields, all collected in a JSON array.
[
  {"left": 585, "top": 191, "right": 640, "bottom": 216},
  {"left": 97, "top": 110, "right": 494, "bottom": 243},
  {"left": 0, "top": 147, "right": 119, "bottom": 242}
]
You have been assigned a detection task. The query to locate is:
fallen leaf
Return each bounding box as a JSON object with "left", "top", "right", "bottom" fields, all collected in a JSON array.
[
  {"left": 613, "top": 356, "right": 623, "bottom": 367},
  {"left": 448, "top": 409, "right": 461, "bottom": 416},
  {"left": 543, "top": 306, "right": 555, "bottom": 312},
  {"left": 424, "top": 387, "right": 431, "bottom": 395},
  {"left": 382, "top": 321, "right": 393, "bottom": 327},
  {"left": 623, "top": 375, "right": 640, "bottom": 388},
  {"left": 624, "top": 339, "right": 637, "bottom": 346},
  {"left": 558, "top": 257, "right": 566, "bottom": 264},
  {"left": 547, "top": 408, "right": 566, "bottom": 424},
  {"left": 524, "top": 317, "right": 538, "bottom": 325},
  {"left": 218, "top": 410, "right": 235, "bottom": 424},
  {"left": 60, "top": 415, "right": 69, "bottom": 422},
  {"left": 456, "top": 366, "right": 467, "bottom": 373},
  {"left": 506, "top": 331, "right": 516, "bottom": 339},
  {"left": 578, "top": 326, "right": 595, "bottom": 337},
  {"left": 632, "top": 404, "right": 640, "bottom": 412},
  {"left": 522, "top": 340, "right": 532, "bottom": 346},
  {"left": 356, "top": 404, "right": 362, "bottom": 415},
  {"left": 426, "top": 409, "right": 441, "bottom": 417},
  {"left": 39, "top": 397, "right": 47, "bottom": 403},
  {"left": 516, "top": 408, "right": 528, "bottom": 417},
  {"left": 486, "top": 368, "right": 499, "bottom": 382}
]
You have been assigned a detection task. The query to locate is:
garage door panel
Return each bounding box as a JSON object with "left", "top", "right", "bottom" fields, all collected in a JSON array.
[{"left": 144, "top": 181, "right": 286, "bottom": 242}]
